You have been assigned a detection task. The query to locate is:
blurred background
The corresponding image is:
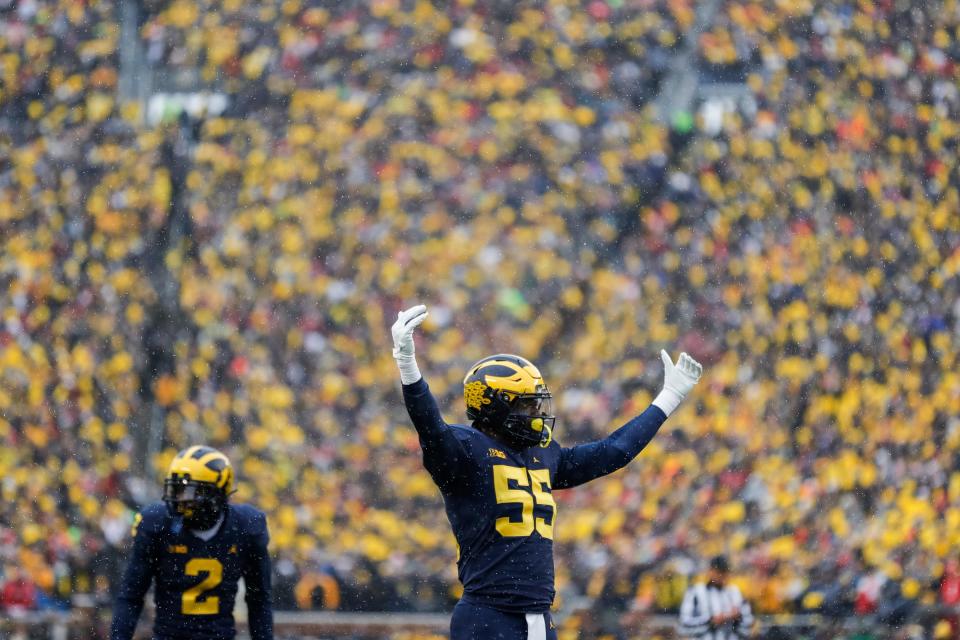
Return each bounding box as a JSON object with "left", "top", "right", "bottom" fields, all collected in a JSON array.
[{"left": 1, "top": 0, "right": 960, "bottom": 638}]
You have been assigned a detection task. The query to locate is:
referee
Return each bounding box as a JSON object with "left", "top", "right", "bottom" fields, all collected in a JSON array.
[{"left": 679, "top": 556, "right": 755, "bottom": 639}]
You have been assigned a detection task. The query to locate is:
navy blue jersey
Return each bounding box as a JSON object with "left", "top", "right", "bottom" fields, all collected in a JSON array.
[
  {"left": 111, "top": 502, "right": 272, "bottom": 640},
  {"left": 402, "top": 377, "right": 667, "bottom": 613}
]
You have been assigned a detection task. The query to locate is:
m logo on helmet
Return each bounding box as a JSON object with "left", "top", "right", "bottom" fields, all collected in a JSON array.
[{"left": 464, "top": 381, "right": 491, "bottom": 410}]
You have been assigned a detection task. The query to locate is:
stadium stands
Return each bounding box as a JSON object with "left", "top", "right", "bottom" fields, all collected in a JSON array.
[{"left": 1, "top": 0, "right": 959, "bottom": 636}]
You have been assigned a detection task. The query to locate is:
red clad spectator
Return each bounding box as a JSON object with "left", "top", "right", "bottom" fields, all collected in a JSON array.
[{"left": 1, "top": 567, "right": 38, "bottom": 614}]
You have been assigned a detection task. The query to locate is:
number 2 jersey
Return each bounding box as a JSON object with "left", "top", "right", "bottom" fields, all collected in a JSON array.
[
  {"left": 110, "top": 502, "right": 272, "bottom": 640},
  {"left": 402, "top": 376, "right": 668, "bottom": 614}
]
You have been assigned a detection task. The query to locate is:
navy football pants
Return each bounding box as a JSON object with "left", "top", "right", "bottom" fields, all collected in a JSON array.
[{"left": 450, "top": 600, "right": 558, "bottom": 640}]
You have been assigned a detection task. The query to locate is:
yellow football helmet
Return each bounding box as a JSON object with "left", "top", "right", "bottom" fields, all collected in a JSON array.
[
  {"left": 463, "top": 354, "right": 555, "bottom": 448},
  {"left": 163, "top": 446, "right": 234, "bottom": 528}
]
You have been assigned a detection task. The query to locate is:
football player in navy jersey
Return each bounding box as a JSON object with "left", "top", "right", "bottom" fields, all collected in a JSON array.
[
  {"left": 391, "top": 304, "right": 702, "bottom": 640},
  {"left": 111, "top": 446, "right": 273, "bottom": 640}
]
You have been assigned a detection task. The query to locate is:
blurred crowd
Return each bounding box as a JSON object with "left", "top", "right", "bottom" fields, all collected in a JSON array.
[{"left": 2, "top": 0, "right": 960, "bottom": 637}]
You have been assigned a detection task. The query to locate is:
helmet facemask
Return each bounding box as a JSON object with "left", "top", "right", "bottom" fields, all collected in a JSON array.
[
  {"left": 502, "top": 388, "right": 555, "bottom": 448},
  {"left": 477, "top": 386, "right": 555, "bottom": 449},
  {"left": 163, "top": 475, "right": 226, "bottom": 530}
]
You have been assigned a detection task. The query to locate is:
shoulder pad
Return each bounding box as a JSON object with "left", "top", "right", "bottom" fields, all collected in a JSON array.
[
  {"left": 230, "top": 503, "right": 269, "bottom": 535},
  {"left": 449, "top": 422, "right": 483, "bottom": 443},
  {"left": 132, "top": 502, "right": 169, "bottom": 538}
]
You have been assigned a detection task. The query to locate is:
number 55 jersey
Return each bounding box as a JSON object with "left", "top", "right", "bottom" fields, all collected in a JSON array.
[
  {"left": 402, "top": 377, "right": 668, "bottom": 614},
  {"left": 111, "top": 502, "right": 272, "bottom": 640}
]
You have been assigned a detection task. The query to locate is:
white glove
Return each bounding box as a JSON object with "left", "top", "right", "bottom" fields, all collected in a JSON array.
[
  {"left": 652, "top": 350, "right": 702, "bottom": 417},
  {"left": 391, "top": 304, "right": 428, "bottom": 384}
]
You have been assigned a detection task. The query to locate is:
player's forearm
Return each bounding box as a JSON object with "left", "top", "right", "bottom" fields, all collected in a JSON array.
[
  {"left": 556, "top": 405, "right": 667, "bottom": 488},
  {"left": 392, "top": 305, "right": 428, "bottom": 384},
  {"left": 109, "top": 596, "right": 144, "bottom": 640},
  {"left": 591, "top": 404, "right": 668, "bottom": 472},
  {"left": 247, "top": 602, "right": 274, "bottom": 640},
  {"left": 394, "top": 353, "right": 422, "bottom": 385},
  {"left": 609, "top": 404, "right": 668, "bottom": 459},
  {"left": 111, "top": 548, "right": 153, "bottom": 640},
  {"left": 574, "top": 349, "right": 702, "bottom": 478},
  {"left": 244, "top": 545, "right": 274, "bottom": 639}
]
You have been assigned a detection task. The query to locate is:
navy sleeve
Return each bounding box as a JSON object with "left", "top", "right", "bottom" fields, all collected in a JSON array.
[
  {"left": 110, "top": 509, "right": 160, "bottom": 640},
  {"left": 242, "top": 510, "right": 273, "bottom": 640},
  {"left": 554, "top": 405, "right": 667, "bottom": 489},
  {"left": 401, "top": 377, "right": 469, "bottom": 486}
]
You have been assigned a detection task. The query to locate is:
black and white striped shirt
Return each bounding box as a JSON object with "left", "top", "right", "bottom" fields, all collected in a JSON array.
[{"left": 678, "top": 582, "right": 755, "bottom": 639}]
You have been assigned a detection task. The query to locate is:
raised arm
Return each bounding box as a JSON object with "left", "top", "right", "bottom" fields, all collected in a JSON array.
[
  {"left": 392, "top": 304, "right": 469, "bottom": 484},
  {"left": 392, "top": 304, "right": 444, "bottom": 442},
  {"left": 555, "top": 350, "right": 702, "bottom": 489}
]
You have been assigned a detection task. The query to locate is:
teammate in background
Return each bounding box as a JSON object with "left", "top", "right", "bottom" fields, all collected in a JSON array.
[
  {"left": 391, "top": 304, "right": 703, "bottom": 640},
  {"left": 111, "top": 446, "right": 273, "bottom": 640},
  {"left": 679, "top": 556, "right": 755, "bottom": 639}
]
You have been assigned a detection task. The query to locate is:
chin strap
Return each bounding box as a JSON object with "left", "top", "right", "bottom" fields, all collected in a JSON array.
[{"left": 530, "top": 418, "right": 553, "bottom": 449}]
